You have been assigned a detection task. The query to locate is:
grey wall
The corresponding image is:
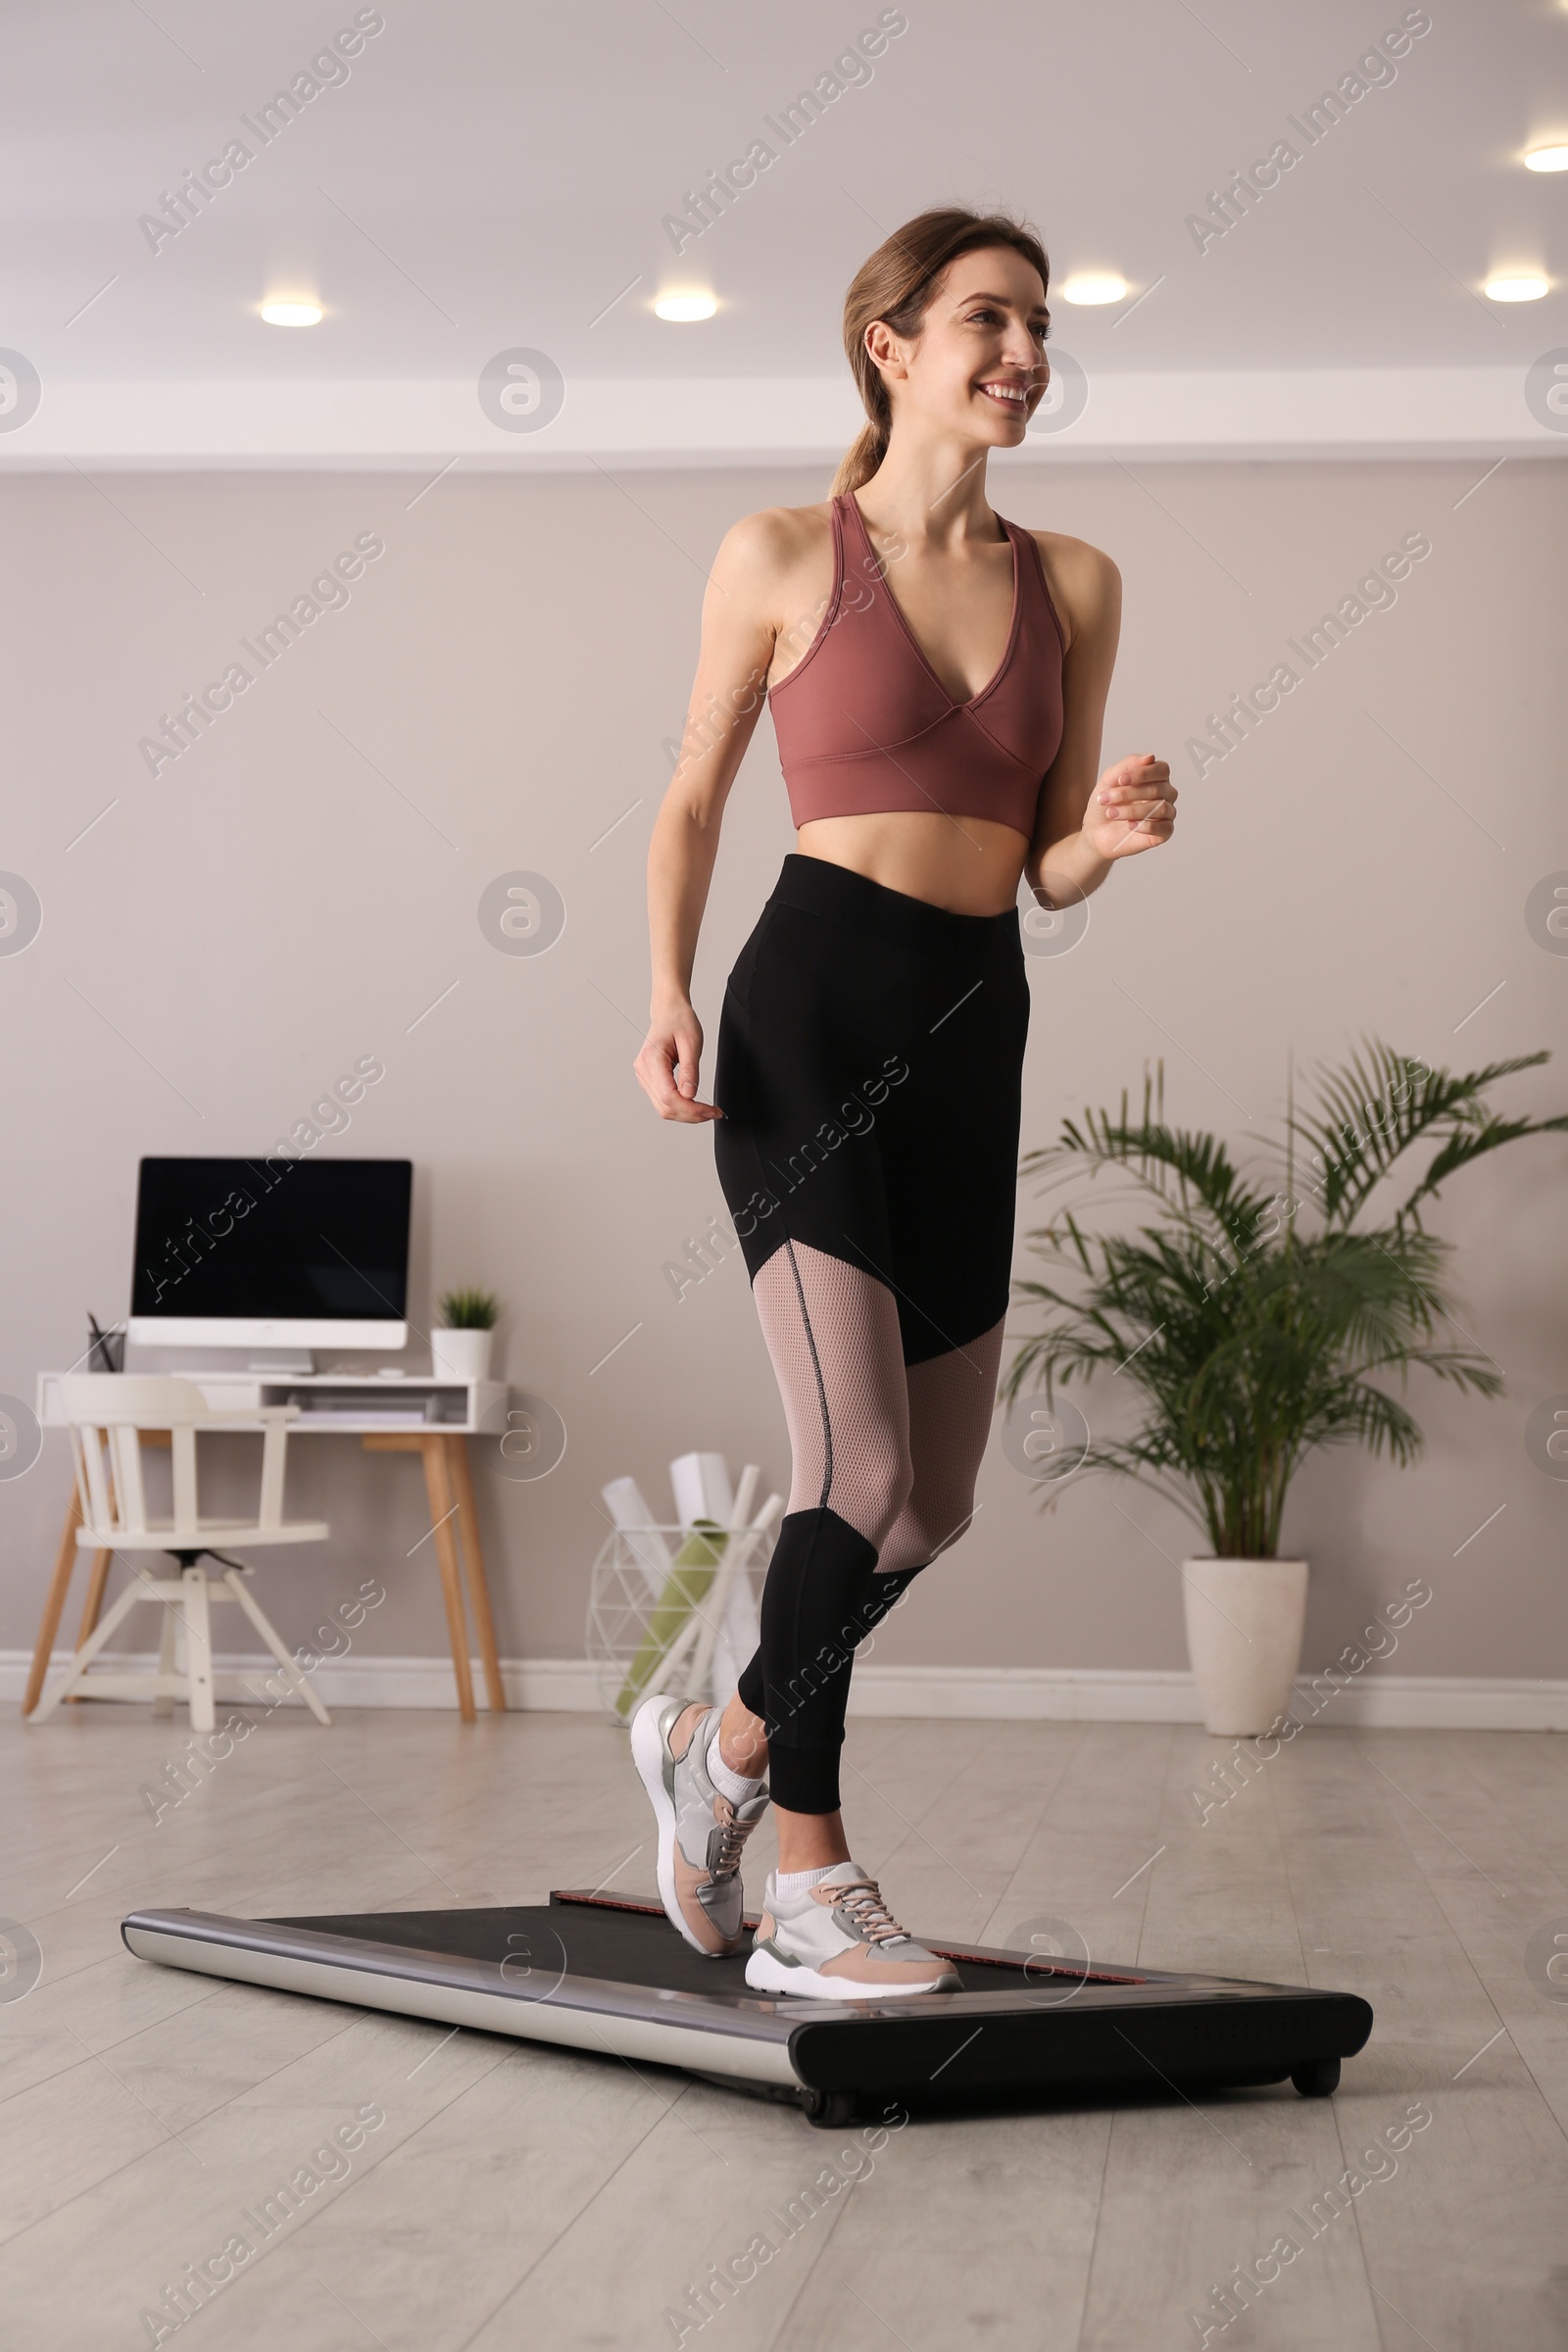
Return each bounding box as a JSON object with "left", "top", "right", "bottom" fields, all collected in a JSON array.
[{"left": 2, "top": 457, "right": 1564, "bottom": 1685}]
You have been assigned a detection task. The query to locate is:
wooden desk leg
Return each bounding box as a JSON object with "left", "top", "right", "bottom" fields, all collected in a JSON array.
[
  {"left": 420, "top": 1437, "right": 475, "bottom": 1723},
  {"left": 448, "top": 1434, "right": 505, "bottom": 1713},
  {"left": 23, "top": 1485, "right": 83, "bottom": 1718},
  {"left": 60, "top": 1547, "right": 116, "bottom": 1705},
  {"left": 65, "top": 1444, "right": 146, "bottom": 1701},
  {"left": 28, "top": 1430, "right": 172, "bottom": 1719}
]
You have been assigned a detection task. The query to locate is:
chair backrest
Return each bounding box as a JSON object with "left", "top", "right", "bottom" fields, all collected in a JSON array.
[{"left": 59, "top": 1375, "right": 215, "bottom": 1541}]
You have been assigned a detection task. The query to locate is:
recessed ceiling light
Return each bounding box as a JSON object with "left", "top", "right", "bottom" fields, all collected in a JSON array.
[
  {"left": 1524, "top": 144, "right": 1568, "bottom": 172},
  {"left": 261, "top": 300, "right": 323, "bottom": 326},
  {"left": 1058, "top": 272, "right": 1128, "bottom": 306},
  {"left": 655, "top": 291, "right": 718, "bottom": 322},
  {"left": 1484, "top": 273, "right": 1548, "bottom": 302}
]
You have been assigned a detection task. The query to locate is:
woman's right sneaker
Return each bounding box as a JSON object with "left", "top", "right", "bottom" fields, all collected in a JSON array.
[
  {"left": 745, "top": 1862, "right": 961, "bottom": 1999},
  {"left": 630, "top": 1691, "right": 770, "bottom": 1957}
]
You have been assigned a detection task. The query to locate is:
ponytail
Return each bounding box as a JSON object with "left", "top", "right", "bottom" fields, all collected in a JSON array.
[{"left": 831, "top": 421, "right": 888, "bottom": 500}]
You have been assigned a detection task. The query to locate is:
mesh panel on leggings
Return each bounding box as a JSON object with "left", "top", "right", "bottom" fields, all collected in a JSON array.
[
  {"left": 752, "top": 1241, "right": 911, "bottom": 1550},
  {"left": 874, "top": 1314, "right": 1006, "bottom": 1577},
  {"left": 740, "top": 1251, "right": 1006, "bottom": 1806}
]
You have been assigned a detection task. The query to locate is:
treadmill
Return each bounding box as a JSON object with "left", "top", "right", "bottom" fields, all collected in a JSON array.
[{"left": 122, "top": 1889, "right": 1373, "bottom": 2127}]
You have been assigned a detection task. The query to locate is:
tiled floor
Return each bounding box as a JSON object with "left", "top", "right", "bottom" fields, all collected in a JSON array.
[{"left": 2, "top": 1702, "right": 1565, "bottom": 2348}]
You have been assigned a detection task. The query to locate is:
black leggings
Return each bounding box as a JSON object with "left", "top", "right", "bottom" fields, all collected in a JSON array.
[{"left": 712, "top": 854, "right": 1029, "bottom": 1812}]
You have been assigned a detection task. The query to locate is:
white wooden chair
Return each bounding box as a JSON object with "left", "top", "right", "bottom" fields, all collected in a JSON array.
[{"left": 27, "top": 1376, "right": 332, "bottom": 1730}]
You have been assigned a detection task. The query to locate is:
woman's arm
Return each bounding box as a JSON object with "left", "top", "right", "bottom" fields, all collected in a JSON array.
[
  {"left": 1025, "top": 537, "right": 1175, "bottom": 909},
  {"left": 634, "top": 513, "right": 785, "bottom": 1124}
]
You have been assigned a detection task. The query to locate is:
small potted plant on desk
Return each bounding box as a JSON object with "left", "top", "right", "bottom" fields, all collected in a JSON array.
[
  {"left": 1004, "top": 1041, "right": 1568, "bottom": 1736},
  {"left": 432, "top": 1289, "right": 500, "bottom": 1384}
]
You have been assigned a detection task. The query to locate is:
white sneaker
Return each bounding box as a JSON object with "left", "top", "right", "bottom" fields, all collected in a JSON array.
[
  {"left": 745, "top": 1861, "right": 961, "bottom": 2000},
  {"left": 631, "top": 1693, "right": 769, "bottom": 1957}
]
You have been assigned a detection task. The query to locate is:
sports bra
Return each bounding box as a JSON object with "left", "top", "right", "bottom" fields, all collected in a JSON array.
[{"left": 768, "top": 490, "right": 1066, "bottom": 838}]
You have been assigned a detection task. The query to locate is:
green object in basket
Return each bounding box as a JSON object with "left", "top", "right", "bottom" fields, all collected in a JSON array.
[{"left": 614, "top": 1519, "right": 728, "bottom": 1720}]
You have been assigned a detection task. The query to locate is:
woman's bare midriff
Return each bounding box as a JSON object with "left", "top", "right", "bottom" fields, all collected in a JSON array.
[{"left": 794, "top": 810, "right": 1029, "bottom": 917}]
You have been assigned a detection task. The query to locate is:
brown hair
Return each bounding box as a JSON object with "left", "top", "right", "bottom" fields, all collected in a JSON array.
[{"left": 831, "top": 207, "right": 1051, "bottom": 498}]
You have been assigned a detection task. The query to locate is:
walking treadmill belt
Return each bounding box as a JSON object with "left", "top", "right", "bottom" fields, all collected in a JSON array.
[{"left": 122, "top": 1890, "right": 1373, "bottom": 2125}]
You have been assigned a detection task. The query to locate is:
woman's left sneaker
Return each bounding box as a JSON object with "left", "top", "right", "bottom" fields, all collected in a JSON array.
[
  {"left": 745, "top": 1862, "right": 961, "bottom": 1998},
  {"left": 630, "top": 1693, "right": 770, "bottom": 1957}
]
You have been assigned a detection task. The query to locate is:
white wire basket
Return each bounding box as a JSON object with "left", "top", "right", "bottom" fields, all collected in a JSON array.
[{"left": 586, "top": 1521, "right": 776, "bottom": 1724}]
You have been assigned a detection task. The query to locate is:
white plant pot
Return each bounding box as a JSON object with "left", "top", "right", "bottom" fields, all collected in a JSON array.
[
  {"left": 431, "top": 1328, "right": 493, "bottom": 1382},
  {"left": 1182, "top": 1556, "right": 1309, "bottom": 1737}
]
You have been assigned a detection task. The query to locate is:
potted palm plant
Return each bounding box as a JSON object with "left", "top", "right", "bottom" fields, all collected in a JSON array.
[
  {"left": 433, "top": 1288, "right": 500, "bottom": 1383},
  {"left": 1004, "top": 1041, "right": 1568, "bottom": 1734}
]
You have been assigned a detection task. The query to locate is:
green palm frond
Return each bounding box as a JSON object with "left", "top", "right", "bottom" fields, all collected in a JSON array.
[
  {"left": 1279, "top": 1036, "right": 1568, "bottom": 1230},
  {"left": 1024, "top": 1078, "right": 1268, "bottom": 1241},
  {"left": 1006, "top": 1039, "right": 1565, "bottom": 1557}
]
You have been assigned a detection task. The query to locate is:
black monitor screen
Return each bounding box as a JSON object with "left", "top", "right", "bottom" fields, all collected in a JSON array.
[{"left": 130, "top": 1158, "right": 413, "bottom": 1321}]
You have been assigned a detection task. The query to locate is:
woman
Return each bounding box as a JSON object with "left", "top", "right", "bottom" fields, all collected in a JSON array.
[{"left": 631, "top": 207, "right": 1176, "bottom": 2000}]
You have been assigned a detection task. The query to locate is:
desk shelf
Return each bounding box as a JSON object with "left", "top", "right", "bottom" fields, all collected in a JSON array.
[{"left": 37, "top": 1371, "right": 508, "bottom": 1439}]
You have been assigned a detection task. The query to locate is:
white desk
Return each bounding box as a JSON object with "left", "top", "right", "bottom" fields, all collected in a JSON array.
[{"left": 28, "top": 1370, "right": 512, "bottom": 1722}]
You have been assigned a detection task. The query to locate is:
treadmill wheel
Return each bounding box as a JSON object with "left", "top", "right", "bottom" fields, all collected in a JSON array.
[
  {"left": 801, "top": 2085, "right": 857, "bottom": 2131},
  {"left": 1291, "top": 2056, "right": 1341, "bottom": 2098}
]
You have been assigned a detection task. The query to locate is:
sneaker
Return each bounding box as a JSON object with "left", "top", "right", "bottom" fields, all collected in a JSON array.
[
  {"left": 745, "top": 1862, "right": 962, "bottom": 2000},
  {"left": 631, "top": 1693, "right": 770, "bottom": 1958}
]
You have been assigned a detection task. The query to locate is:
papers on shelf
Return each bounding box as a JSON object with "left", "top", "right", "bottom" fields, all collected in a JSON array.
[{"left": 291, "top": 1407, "right": 435, "bottom": 1428}]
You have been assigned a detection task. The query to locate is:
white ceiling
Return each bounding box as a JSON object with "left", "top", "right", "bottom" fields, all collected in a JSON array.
[{"left": 5, "top": 0, "right": 1568, "bottom": 461}]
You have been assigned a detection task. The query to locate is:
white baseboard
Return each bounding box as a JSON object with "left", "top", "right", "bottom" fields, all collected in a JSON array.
[
  {"left": 6, "top": 1649, "right": 1567, "bottom": 1731},
  {"left": 845, "top": 1663, "right": 1568, "bottom": 1732}
]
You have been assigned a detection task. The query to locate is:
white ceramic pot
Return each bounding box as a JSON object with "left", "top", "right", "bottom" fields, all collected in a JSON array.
[
  {"left": 431, "top": 1327, "right": 494, "bottom": 1382},
  {"left": 1182, "top": 1556, "right": 1309, "bottom": 1737}
]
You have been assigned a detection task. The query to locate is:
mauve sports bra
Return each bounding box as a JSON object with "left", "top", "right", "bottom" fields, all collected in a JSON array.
[{"left": 769, "top": 490, "right": 1066, "bottom": 838}]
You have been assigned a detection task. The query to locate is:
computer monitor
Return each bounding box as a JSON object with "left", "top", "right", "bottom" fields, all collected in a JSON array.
[{"left": 127, "top": 1157, "right": 413, "bottom": 1351}]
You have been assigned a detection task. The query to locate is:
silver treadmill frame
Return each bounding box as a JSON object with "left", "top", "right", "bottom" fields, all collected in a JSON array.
[{"left": 121, "top": 1903, "right": 1321, "bottom": 2096}]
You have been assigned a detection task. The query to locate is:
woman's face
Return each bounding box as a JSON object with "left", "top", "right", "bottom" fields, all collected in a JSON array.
[{"left": 871, "top": 244, "right": 1051, "bottom": 450}]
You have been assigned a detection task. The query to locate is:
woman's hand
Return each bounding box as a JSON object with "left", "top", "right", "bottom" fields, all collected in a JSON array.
[
  {"left": 634, "top": 999, "right": 723, "bottom": 1123},
  {"left": 1084, "top": 754, "right": 1176, "bottom": 860}
]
